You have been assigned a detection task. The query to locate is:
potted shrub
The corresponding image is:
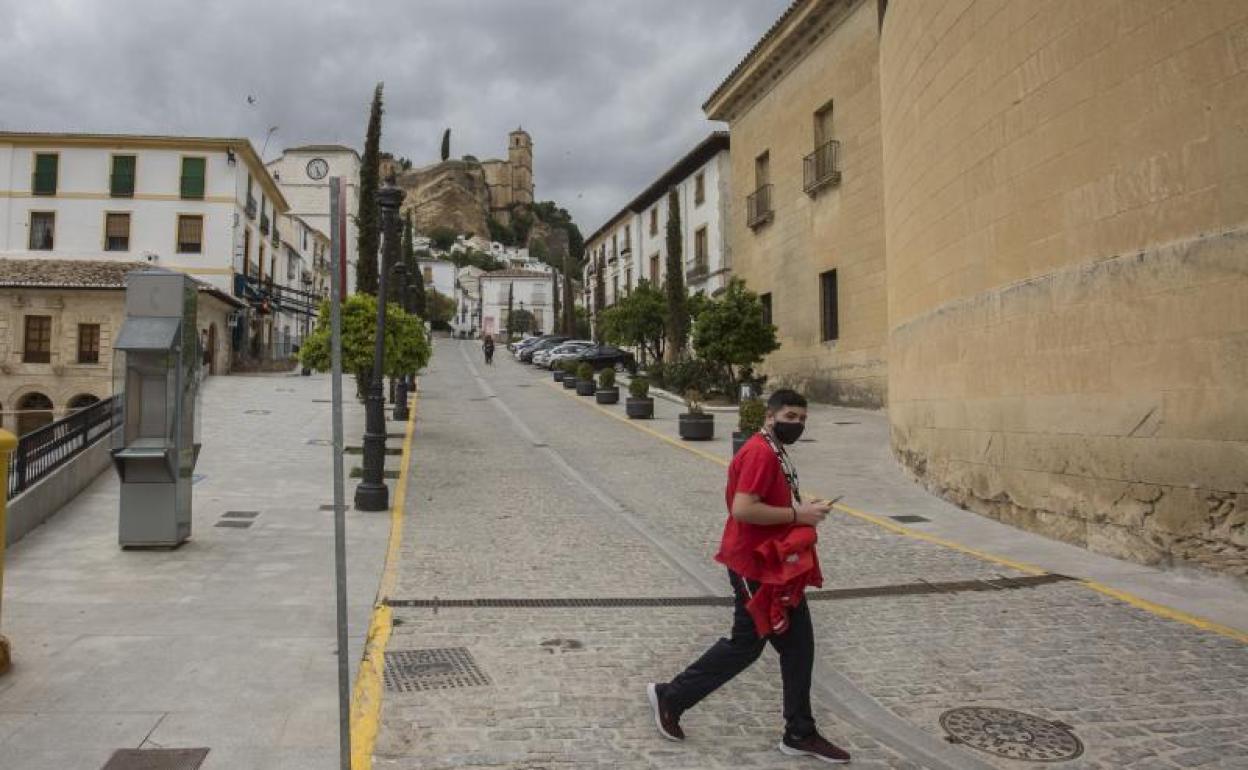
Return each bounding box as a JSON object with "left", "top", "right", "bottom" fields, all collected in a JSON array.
[
  {"left": 626, "top": 376, "right": 654, "bottom": 419},
  {"left": 553, "top": 361, "right": 566, "bottom": 382},
  {"left": 678, "top": 389, "right": 715, "bottom": 441},
  {"left": 733, "top": 397, "right": 766, "bottom": 455},
  {"left": 575, "top": 362, "right": 597, "bottom": 396},
  {"left": 595, "top": 368, "right": 620, "bottom": 405},
  {"left": 561, "top": 360, "right": 579, "bottom": 389}
]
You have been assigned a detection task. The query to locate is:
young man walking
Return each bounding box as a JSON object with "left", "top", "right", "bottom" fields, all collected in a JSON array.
[{"left": 648, "top": 389, "right": 851, "bottom": 764}]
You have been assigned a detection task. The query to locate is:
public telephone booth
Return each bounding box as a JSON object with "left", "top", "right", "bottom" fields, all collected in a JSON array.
[{"left": 111, "top": 269, "right": 202, "bottom": 547}]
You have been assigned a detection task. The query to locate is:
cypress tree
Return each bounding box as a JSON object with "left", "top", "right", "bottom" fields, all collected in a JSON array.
[
  {"left": 357, "top": 83, "right": 384, "bottom": 295},
  {"left": 664, "top": 187, "right": 688, "bottom": 357},
  {"left": 593, "top": 251, "right": 606, "bottom": 343},
  {"left": 440, "top": 128, "right": 451, "bottom": 162},
  {"left": 506, "top": 282, "right": 515, "bottom": 341}
]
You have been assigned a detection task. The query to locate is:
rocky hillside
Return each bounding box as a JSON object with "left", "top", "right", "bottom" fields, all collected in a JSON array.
[{"left": 395, "top": 160, "right": 492, "bottom": 238}]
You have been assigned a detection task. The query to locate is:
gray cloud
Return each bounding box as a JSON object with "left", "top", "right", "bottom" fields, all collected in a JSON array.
[{"left": 0, "top": 0, "right": 789, "bottom": 231}]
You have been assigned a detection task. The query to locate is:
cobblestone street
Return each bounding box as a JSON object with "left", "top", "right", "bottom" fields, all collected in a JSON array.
[{"left": 372, "top": 340, "right": 1248, "bottom": 769}]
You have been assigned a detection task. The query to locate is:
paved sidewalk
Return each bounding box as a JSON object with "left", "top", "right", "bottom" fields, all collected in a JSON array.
[
  {"left": 374, "top": 341, "right": 1248, "bottom": 769},
  {"left": 0, "top": 372, "right": 404, "bottom": 770}
]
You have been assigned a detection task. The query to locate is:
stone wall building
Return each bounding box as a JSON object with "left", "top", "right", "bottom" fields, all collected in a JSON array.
[
  {"left": 878, "top": 0, "right": 1248, "bottom": 570},
  {"left": 481, "top": 128, "right": 535, "bottom": 224},
  {"left": 708, "top": 0, "right": 1248, "bottom": 571},
  {"left": 704, "top": 0, "right": 888, "bottom": 407},
  {"left": 0, "top": 259, "right": 240, "bottom": 435}
]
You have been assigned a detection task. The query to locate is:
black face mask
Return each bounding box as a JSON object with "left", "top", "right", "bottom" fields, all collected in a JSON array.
[{"left": 771, "top": 420, "right": 804, "bottom": 445}]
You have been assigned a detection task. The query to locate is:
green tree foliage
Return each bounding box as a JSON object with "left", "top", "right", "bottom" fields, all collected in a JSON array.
[
  {"left": 440, "top": 128, "right": 450, "bottom": 161},
  {"left": 429, "top": 226, "right": 457, "bottom": 252},
  {"left": 357, "top": 83, "right": 384, "bottom": 295},
  {"left": 599, "top": 279, "right": 666, "bottom": 363},
  {"left": 487, "top": 216, "right": 515, "bottom": 246},
  {"left": 402, "top": 213, "right": 427, "bottom": 318},
  {"left": 664, "top": 187, "right": 689, "bottom": 357},
  {"left": 425, "top": 288, "right": 456, "bottom": 328},
  {"left": 509, "top": 308, "right": 536, "bottom": 336},
  {"left": 299, "top": 294, "right": 432, "bottom": 393},
  {"left": 691, "top": 278, "right": 780, "bottom": 401},
  {"left": 574, "top": 305, "right": 591, "bottom": 339},
  {"left": 505, "top": 282, "right": 515, "bottom": 340},
  {"left": 528, "top": 236, "right": 549, "bottom": 264}
]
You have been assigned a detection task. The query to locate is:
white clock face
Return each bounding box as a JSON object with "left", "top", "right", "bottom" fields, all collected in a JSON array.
[{"left": 306, "top": 158, "right": 329, "bottom": 180}]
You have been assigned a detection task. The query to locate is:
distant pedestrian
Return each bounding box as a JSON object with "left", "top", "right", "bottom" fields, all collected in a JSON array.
[
  {"left": 482, "top": 334, "right": 495, "bottom": 365},
  {"left": 648, "top": 388, "right": 850, "bottom": 764}
]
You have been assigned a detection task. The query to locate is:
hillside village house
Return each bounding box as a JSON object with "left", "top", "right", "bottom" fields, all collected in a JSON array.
[
  {"left": 267, "top": 144, "right": 360, "bottom": 294},
  {"left": 583, "top": 132, "right": 731, "bottom": 323},
  {"left": 0, "top": 259, "right": 240, "bottom": 435},
  {"left": 478, "top": 269, "right": 552, "bottom": 339},
  {"left": 0, "top": 131, "right": 322, "bottom": 371}
]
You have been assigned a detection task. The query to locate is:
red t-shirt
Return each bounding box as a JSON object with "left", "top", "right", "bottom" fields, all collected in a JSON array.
[{"left": 715, "top": 432, "right": 811, "bottom": 580}]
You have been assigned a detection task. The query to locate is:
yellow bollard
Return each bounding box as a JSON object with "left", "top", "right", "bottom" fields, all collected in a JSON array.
[{"left": 0, "top": 428, "right": 17, "bottom": 676}]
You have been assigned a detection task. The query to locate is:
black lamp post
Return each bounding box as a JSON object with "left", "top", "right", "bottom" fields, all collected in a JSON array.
[
  {"left": 355, "top": 179, "right": 404, "bottom": 512},
  {"left": 392, "top": 262, "right": 410, "bottom": 422}
]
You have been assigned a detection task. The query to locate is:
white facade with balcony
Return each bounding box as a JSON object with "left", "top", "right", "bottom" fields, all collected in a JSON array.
[
  {"left": 583, "top": 132, "right": 731, "bottom": 322},
  {"left": 478, "top": 269, "right": 555, "bottom": 339},
  {"left": 0, "top": 131, "right": 305, "bottom": 364}
]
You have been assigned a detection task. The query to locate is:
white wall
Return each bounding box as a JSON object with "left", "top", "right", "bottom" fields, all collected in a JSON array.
[
  {"left": 479, "top": 275, "right": 553, "bottom": 337},
  {"left": 267, "top": 148, "right": 360, "bottom": 294},
  {"left": 417, "top": 259, "right": 456, "bottom": 300}
]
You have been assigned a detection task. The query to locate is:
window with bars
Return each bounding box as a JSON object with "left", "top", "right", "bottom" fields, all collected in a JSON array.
[
  {"left": 760, "top": 293, "right": 773, "bottom": 328},
  {"left": 110, "top": 155, "right": 136, "bottom": 197},
  {"left": 29, "top": 212, "right": 55, "bottom": 250},
  {"left": 820, "top": 269, "right": 839, "bottom": 342},
  {"left": 77, "top": 324, "right": 101, "bottom": 364},
  {"left": 177, "top": 215, "right": 204, "bottom": 253},
  {"left": 694, "top": 227, "right": 708, "bottom": 274},
  {"left": 180, "top": 157, "right": 206, "bottom": 199},
  {"left": 23, "top": 315, "right": 52, "bottom": 363},
  {"left": 105, "top": 213, "right": 130, "bottom": 251},
  {"left": 695, "top": 172, "right": 706, "bottom": 205},
  {"left": 32, "top": 153, "right": 58, "bottom": 195}
]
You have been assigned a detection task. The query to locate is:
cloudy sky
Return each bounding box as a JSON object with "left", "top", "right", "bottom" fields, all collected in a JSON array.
[{"left": 0, "top": 0, "right": 790, "bottom": 232}]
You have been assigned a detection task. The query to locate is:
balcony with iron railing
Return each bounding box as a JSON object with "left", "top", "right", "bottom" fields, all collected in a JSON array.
[
  {"left": 109, "top": 173, "right": 135, "bottom": 198},
  {"left": 803, "top": 139, "right": 841, "bottom": 196},
  {"left": 746, "top": 184, "right": 774, "bottom": 229},
  {"left": 687, "top": 259, "right": 710, "bottom": 283},
  {"left": 245, "top": 194, "right": 257, "bottom": 219},
  {"left": 259, "top": 213, "right": 270, "bottom": 235},
  {"left": 31, "top": 172, "right": 57, "bottom": 196}
]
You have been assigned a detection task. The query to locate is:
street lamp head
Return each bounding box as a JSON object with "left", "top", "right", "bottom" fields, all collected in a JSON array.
[
  {"left": 393, "top": 262, "right": 406, "bottom": 277},
  {"left": 377, "top": 179, "right": 405, "bottom": 213}
]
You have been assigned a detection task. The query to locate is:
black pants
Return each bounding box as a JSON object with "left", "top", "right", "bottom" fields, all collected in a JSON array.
[{"left": 663, "top": 570, "right": 816, "bottom": 739}]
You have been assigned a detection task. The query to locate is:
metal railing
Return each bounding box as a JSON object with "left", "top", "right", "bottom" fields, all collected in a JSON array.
[
  {"left": 179, "top": 176, "right": 205, "bottom": 199},
  {"left": 687, "top": 261, "right": 709, "bottom": 282},
  {"left": 803, "top": 140, "right": 842, "bottom": 195},
  {"left": 259, "top": 213, "right": 271, "bottom": 234},
  {"left": 245, "top": 194, "right": 257, "bottom": 220},
  {"left": 746, "top": 184, "right": 774, "bottom": 229},
  {"left": 31, "top": 172, "right": 57, "bottom": 196},
  {"left": 9, "top": 395, "right": 116, "bottom": 498},
  {"left": 110, "top": 173, "right": 135, "bottom": 198}
]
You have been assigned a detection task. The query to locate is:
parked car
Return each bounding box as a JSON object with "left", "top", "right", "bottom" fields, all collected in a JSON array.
[
  {"left": 575, "top": 344, "right": 638, "bottom": 374},
  {"left": 537, "top": 340, "right": 595, "bottom": 368},
  {"left": 518, "top": 336, "right": 570, "bottom": 363},
  {"left": 511, "top": 335, "right": 549, "bottom": 355}
]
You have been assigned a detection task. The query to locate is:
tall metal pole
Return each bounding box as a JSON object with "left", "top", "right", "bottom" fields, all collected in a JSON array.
[
  {"left": 328, "top": 177, "right": 351, "bottom": 770},
  {"left": 355, "top": 179, "right": 403, "bottom": 511}
]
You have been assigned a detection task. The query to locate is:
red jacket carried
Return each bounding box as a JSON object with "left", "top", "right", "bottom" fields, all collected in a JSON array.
[{"left": 744, "top": 524, "right": 822, "bottom": 637}]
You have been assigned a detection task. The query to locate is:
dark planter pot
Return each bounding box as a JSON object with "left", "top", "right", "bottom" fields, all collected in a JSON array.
[
  {"left": 595, "top": 387, "right": 619, "bottom": 405},
  {"left": 732, "top": 431, "right": 751, "bottom": 455},
  {"left": 301, "top": 366, "right": 312, "bottom": 377},
  {"left": 553, "top": 369, "right": 565, "bottom": 382},
  {"left": 576, "top": 379, "right": 597, "bottom": 396},
  {"left": 679, "top": 413, "right": 715, "bottom": 441},
  {"left": 625, "top": 397, "right": 654, "bottom": 419},
  {"left": 563, "top": 376, "right": 578, "bottom": 390}
]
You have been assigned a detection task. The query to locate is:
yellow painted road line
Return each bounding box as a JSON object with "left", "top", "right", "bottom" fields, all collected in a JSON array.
[
  {"left": 544, "top": 378, "right": 1248, "bottom": 643},
  {"left": 349, "top": 387, "right": 418, "bottom": 770}
]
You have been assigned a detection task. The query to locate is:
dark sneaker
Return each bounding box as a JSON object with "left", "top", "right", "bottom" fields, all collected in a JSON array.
[
  {"left": 778, "top": 732, "right": 851, "bottom": 764},
  {"left": 647, "top": 683, "right": 685, "bottom": 741}
]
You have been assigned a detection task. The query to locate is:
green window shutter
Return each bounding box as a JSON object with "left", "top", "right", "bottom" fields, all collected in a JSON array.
[
  {"left": 180, "top": 157, "right": 205, "bottom": 199},
  {"left": 111, "top": 155, "right": 136, "bottom": 197},
  {"left": 32, "top": 154, "right": 58, "bottom": 195}
]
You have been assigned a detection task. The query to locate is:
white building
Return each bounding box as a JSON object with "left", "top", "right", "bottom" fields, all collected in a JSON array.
[
  {"left": 583, "top": 132, "right": 731, "bottom": 312},
  {"left": 267, "top": 144, "right": 360, "bottom": 294},
  {"left": 478, "top": 269, "right": 553, "bottom": 339},
  {"left": 0, "top": 131, "right": 308, "bottom": 364},
  {"left": 453, "top": 266, "right": 483, "bottom": 337},
  {"left": 416, "top": 257, "right": 456, "bottom": 302}
]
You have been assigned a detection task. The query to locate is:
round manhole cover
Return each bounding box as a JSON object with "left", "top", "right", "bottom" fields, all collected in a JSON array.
[{"left": 940, "top": 707, "right": 1082, "bottom": 762}]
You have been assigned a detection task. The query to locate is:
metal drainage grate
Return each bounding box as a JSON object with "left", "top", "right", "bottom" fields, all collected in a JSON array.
[
  {"left": 384, "top": 647, "right": 490, "bottom": 692},
  {"left": 306, "top": 439, "right": 332, "bottom": 446},
  {"left": 320, "top": 504, "right": 350, "bottom": 511},
  {"left": 312, "top": 399, "right": 332, "bottom": 403},
  {"left": 101, "top": 747, "right": 210, "bottom": 770},
  {"left": 941, "top": 707, "right": 1082, "bottom": 762},
  {"left": 244, "top": 409, "right": 271, "bottom": 415},
  {"left": 834, "top": 421, "right": 859, "bottom": 425},
  {"left": 214, "top": 521, "right": 252, "bottom": 529},
  {"left": 222, "top": 511, "right": 259, "bottom": 519},
  {"left": 890, "top": 514, "right": 931, "bottom": 523},
  {"left": 385, "top": 574, "right": 1076, "bottom": 609}
]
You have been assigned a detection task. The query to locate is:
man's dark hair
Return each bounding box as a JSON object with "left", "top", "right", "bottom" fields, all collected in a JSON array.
[{"left": 767, "top": 388, "right": 807, "bottom": 412}]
